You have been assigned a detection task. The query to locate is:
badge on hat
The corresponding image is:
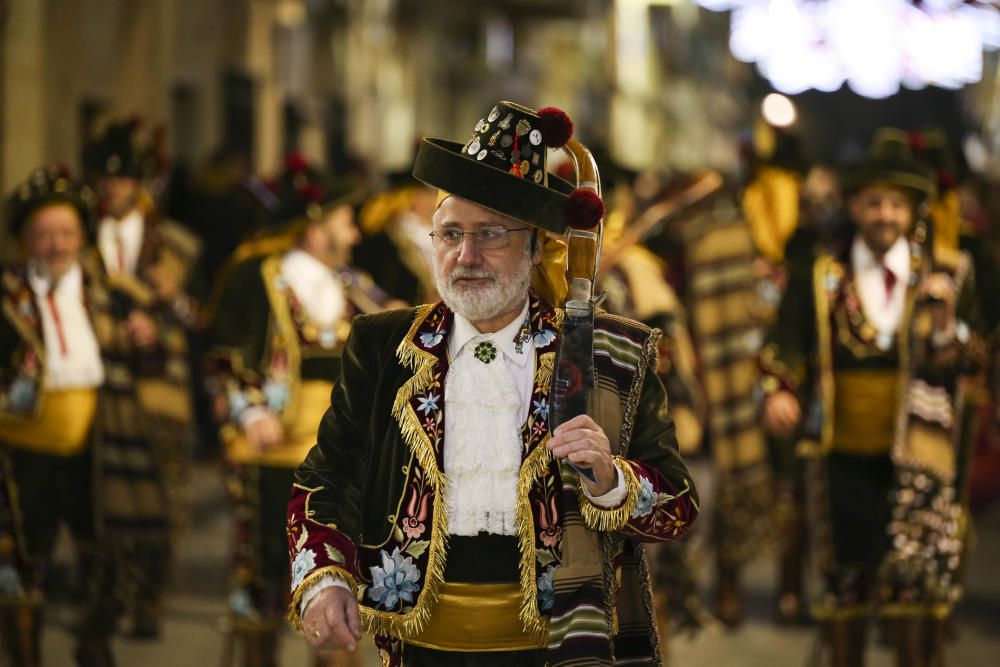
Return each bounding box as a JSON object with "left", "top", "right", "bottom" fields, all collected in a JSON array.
[{"left": 411, "top": 101, "right": 604, "bottom": 236}]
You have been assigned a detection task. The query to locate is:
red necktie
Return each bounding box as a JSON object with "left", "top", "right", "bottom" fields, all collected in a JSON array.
[
  {"left": 116, "top": 236, "right": 126, "bottom": 274},
  {"left": 45, "top": 289, "right": 69, "bottom": 357},
  {"left": 883, "top": 266, "right": 897, "bottom": 305}
]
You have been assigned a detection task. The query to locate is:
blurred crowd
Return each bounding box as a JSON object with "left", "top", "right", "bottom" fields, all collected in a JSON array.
[{"left": 0, "top": 111, "right": 997, "bottom": 667}]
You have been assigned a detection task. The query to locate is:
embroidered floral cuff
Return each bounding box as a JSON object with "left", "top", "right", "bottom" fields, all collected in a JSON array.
[
  {"left": 578, "top": 456, "right": 641, "bottom": 532},
  {"left": 286, "top": 485, "right": 360, "bottom": 629}
]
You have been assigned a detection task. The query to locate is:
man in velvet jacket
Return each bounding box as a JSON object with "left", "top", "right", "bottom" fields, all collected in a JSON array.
[{"left": 286, "top": 101, "right": 699, "bottom": 667}]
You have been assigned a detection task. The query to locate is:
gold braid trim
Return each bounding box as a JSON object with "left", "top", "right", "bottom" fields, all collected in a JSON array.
[
  {"left": 880, "top": 602, "right": 952, "bottom": 620},
  {"left": 514, "top": 353, "right": 557, "bottom": 643},
  {"left": 578, "top": 456, "right": 641, "bottom": 533},
  {"left": 287, "top": 566, "right": 360, "bottom": 630},
  {"left": 889, "top": 269, "right": 920, "bottom": 468},
  {"left": 621, "top": 323, "right": 660, "bottom": 452},
  {"left": 815, "top": 600, "right": 951, "bottom": 621},
  {"left": 390, "top": 305, "right": 443, "bottom": 488},
  {"left": 801, "top": 255, "right": 836, "bottom": 458},
  {"left": 359, "top": 490, "right": 450, "bottom": 641},
  {"left": 394, "top": 304, "right": 436, "bottom": 372},
  {"left": 357, "top": 304, "right": 449, "bottom": 641},
  {"left": 535, "top": 350, "right": 554, "bottom": 395},
  {"left": 811, "top": 602, "right": 873, "bottom": 621},
  {"left": 0, "top": 301, "right": 46, "bottom": 420},
  {"left": 260, "top": 256, "right": 303, "bottom": 431}
]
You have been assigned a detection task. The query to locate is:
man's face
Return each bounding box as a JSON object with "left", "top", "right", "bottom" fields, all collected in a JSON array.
[
  {"left": 848, "top": 184, "right": 914, "bottom": 257},
  {"left": 430, "top": 196, "right": 541, "bottom": 323},
  {"left": 310, "top": 204, "right": 360, "bottom": 268},
  {"left": 97, "top": 175, "right": 141, "bottom": 219},
  {"left": 22, "top": 204, "right": 85, "bottom": 279}
]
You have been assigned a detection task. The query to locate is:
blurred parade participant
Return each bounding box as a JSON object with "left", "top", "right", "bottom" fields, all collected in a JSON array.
[
  {"left": 740, "top": 125, "right": 816, "bottom": 625},
  {"left": 288, "top": 101, "right": 698, "bottom": 666},
  {"left": 206, "top": 154, "right": 391, "bottom": 667},
  {"left": 760, "top": 129, "right": 986, "bottom": 667},
  {"left": 910, "top": 129, "right": 1000, "bottom": 639},
  {"left": 181, "top": 146, "right": 278, "bottom": 290},
  {"left": 82, "top": 119, "right": 203, "bottom": 637},
  {"left": 598, "top": 178, "right": 709, "bottom": 651},
  {"left": 0, "top": 167, "right": 118, "bottom": 666},
  {"left": 354, "top": 173, "right": 439, "bottom": 305},
  {"left": 644, "top": 168, "right": 773, "bottom": 628}
]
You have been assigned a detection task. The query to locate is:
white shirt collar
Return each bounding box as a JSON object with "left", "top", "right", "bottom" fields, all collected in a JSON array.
[
  {"left": 27, "top": 261, "right": 83, "bottom": 298},
  {"left": 280, "top": 248, "right": 346, "bottom": 328},
  {"left": 282, "top": 247, "right": 335, "bottom": 280},
  {"left": 449, "top": 299, "right": 531, "bottom": 368},
  {"left": 851, "top": 234, "right": 910, "bottom": 279},
  {"left": 97, "top": 207, "right": 145, "bottom": 273},
  {"left": 99, "top": 207, "right": 144, "bottom": 237}
]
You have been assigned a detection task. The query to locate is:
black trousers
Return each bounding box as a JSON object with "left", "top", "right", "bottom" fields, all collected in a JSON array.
[
  {"left": 825, "top": 451, "right": 894, "bottom": 600},
  {"left": 4, "top": 445, "right": 117, "bottom": 635},
  {"left": 8, "top": 447, "right": 97, "bottom": 590}
]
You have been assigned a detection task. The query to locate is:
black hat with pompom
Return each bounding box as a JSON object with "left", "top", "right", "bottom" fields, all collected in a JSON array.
[
  {"left": 6, "top": 165, "right": 95, "bottom": 235},
  {"left": 412, "top": 100, "right": 603, "bottom": 234}
]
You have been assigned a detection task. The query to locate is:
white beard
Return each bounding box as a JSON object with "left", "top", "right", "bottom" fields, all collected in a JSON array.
[{"left": 433, "top": 250, "right": 533, "bottom": 323}]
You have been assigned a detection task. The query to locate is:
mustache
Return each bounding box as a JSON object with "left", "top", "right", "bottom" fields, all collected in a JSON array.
[{"left": 449, "top": 268, "right": 495, "bottom": 285}]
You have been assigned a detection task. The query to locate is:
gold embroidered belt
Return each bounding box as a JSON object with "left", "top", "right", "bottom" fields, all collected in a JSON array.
[
  {"left": 832, "top": 369, "right": 898, "bottom": 455},
  {"left": 407, "top": 582, "right": 543, "bottom": 652},
  {"left": 224, "top": 380, "right": 333, "bottom": 467},
  {"left": 0, "top": 388, "right": 97, "bottom": 455}
]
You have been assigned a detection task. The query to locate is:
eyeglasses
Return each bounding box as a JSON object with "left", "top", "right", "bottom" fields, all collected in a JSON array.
[{"left": 429, "top": 226, "right": 531, "bottom": 251}]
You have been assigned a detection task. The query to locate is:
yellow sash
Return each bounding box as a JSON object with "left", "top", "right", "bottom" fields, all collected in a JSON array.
[
  {"left": 407, "top": 582, "right": 542, "bottom": 652},
  {"left": 832, "top": 369, "right": 898, "bottom": 455},
  {"left": 0, "top": 388, "right": 97, "bottom": 456},
  {"left": 224, "top": 380, "right": 332, "bottom": 467}
]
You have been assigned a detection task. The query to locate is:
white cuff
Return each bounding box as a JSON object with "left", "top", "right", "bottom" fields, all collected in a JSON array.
[
  {"left": 299, "top": 575, "right": 352, "bottom": 615},
  {"left": 239, "top": 405, "right": 273, "bottom": 431},
  {"left": 582, "top": 463, "right": 627, "bottom": 508}
]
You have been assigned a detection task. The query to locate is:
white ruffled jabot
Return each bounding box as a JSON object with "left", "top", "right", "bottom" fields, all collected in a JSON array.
[{"left": 443, "top": 334, "right": 525, "bottom": 536}]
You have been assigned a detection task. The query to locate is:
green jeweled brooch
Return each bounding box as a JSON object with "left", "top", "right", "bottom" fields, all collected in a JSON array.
[{"left": 474, "top": 341, "right": 497, "bottom": 364}]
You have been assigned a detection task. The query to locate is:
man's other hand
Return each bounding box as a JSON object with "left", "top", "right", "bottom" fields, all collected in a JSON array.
[{"left": 303, "top": 586, "right": 363, "bottom": 652}]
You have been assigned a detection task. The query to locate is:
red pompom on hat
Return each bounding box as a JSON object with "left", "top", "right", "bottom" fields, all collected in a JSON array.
[
  {"left": 907, "top": 131, "right": 928, "bottom": 152},
  {"left": 536, "top": 107, "right": 574, "bottom": 149},
  {"left": 565, "top": 188, "right": 604, "bottom": 230},
  {"left": 284, "top": 152, "right": 310, "bottom": 173},
  {"left": 301, "top": 182, "right": 326, "bottom": 203}
]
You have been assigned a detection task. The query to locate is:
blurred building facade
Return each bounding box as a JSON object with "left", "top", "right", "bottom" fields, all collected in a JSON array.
[{"left": 4, "top": 0, "right": 1000, "bottom": 248}]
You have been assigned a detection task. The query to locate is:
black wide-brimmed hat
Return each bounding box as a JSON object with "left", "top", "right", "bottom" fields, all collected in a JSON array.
[
  {"left": 82, "top": 119, "right": 154, "bottom": 179},
  {"left": 6, "top": 165, "right": 95, "bottom": 235},
  {"left": 412, "top": 100, "right": 603, "bottom": 235},
  {"left": 841, "top": 127, "right": 936, "bottom": 203},
  {"left": 269, "top": 152, "right": 363, "bottom": 229}
]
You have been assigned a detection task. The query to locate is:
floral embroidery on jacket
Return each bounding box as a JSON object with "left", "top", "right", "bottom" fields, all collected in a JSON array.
[{"left": 368, "top": 547, "right": 421, "bottom": 611}]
